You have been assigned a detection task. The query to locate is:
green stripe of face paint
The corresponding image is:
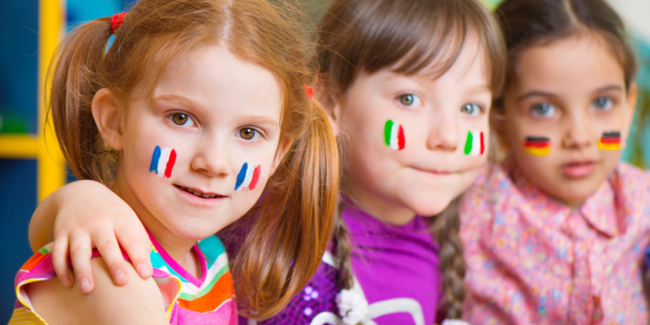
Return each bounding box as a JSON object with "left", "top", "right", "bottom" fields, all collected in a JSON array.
[
  {"left": 464, "top": 131, "right": 473, "bottom": 155},
  {"left": 384, "top": 120, "right": 395, "bottom": 146}
]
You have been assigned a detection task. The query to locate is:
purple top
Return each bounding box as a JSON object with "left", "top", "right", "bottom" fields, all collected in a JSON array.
[{"left": 257, "top": 200, "right": 442, "bottom": 325}]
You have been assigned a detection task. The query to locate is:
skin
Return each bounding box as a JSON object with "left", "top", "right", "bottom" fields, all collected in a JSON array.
[
  {"left": 28, "top": 34, "right": 493, "bottom": 289},
  {"left": 499, "top": 31, "right": 637, "bottom": 209},
  {"left": 25, "top": 44, "right": 286, "bottom": 323},
  {"left": 333, "top": 34, "right": 492, "bottom": 225}
]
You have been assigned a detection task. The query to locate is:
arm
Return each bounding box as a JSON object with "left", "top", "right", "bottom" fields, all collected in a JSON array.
[
  {"left": 28, "top": 180, "right": 152, "bottom": 292},
  {"left": 26, "top": 258, "right": 168, "bottom": 325}
]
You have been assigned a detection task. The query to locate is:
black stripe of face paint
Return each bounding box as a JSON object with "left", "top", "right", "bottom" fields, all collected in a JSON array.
[
  {"left": 525, "top": 136, "right": 551, "bottom": 143},
  {"left": 601, "top": 131, "right": 621, "bottom": 138}
]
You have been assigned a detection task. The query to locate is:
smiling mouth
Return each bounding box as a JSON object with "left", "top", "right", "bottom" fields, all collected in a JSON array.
[{"left": 175, "top": 185, "right": 224, "bottom": 199}]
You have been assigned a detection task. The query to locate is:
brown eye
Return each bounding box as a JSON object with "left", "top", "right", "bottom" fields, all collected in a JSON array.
[
  {"left": 239, "top": 128, "right": 257, "bottom": 140},
  {"left": 171, "top": 113, "right": 189, "bottom": 125}
]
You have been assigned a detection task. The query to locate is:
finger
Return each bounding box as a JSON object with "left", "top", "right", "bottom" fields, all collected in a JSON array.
[
  {"left": 115, "top": 219, "right": 152, "bottom": 279},
  {"left": 69, "top": 234, "right": 95, "bottom": 293},
  {"left": 51, "top": 237, "right": 73, "bottom": 287},
  {"left": 94, "top": 233, "right": 130, "bottom": 286}
]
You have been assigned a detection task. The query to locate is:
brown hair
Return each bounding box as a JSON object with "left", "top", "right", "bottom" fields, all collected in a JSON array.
[
  {"left": 49, "top": 0, "right": 339, "bottom": 319},
  {"left": 315, "top": 0, "right": 506, "bottom": 319},
  {"left": 495, "top": 0, "right": 638, "bottom": 98}
]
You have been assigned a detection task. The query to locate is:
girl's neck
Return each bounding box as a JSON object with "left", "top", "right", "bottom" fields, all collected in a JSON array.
[
  {"left": 112, "top": 173, "right": 201, "bottom": 277},
  {"left": 345, "top": 187, "right": 416, "bottom": 226}
]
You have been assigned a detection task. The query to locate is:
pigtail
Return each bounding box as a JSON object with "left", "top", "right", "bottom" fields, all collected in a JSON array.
[
  {"left": 234, "top": 96, "right": 340, "bottom": 320},
  {"left": 431, "top": 198, "right": 466, "bottom": 320},
  {"left": 334, "top": 202, "right": 355, "bottom": 290},
  {"left": 49, "top": 17, "right": 116, "bottom": 183}
]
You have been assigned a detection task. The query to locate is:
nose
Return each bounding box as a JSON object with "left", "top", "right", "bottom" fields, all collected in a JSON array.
[
  {"left": 426, "top": 109, "right": 459, "bottom": 152},
  {"left": 562, "top": 109, "right": 592, "bottom": 149},
  {"left": 190, "top": 135, "right": 231, "bottom": 177}
]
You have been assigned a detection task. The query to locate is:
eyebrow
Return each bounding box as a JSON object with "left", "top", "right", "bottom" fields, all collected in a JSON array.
[
  {"left": 243, "top": 115, "right": 280, "bottom": 127},
  {"left": 152, "top": 94, "right": 197, "bottom": 109},
  {"left": 517, "top": 84, "right": 623, "bottom": 102},
  {"left": 153, "top": 94, "right": 280, "bottom": 127}
]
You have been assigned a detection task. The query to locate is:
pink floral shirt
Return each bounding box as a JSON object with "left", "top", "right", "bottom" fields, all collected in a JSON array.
[{"left": 460, "top": 161, "right": 650, "bottom": 325}]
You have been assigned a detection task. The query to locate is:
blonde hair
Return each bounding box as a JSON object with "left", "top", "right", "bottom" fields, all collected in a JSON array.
[{"left": 49, "top": 0, "right": 339, "bottom": 319}]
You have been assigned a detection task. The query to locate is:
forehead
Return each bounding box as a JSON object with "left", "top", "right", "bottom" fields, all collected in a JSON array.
[
  {"left": 403, "top": 33, "right": 489, "bottom": 85},
  {"left": 151, "top": 45, "right": 283, "bottom": 119},
  {"left": 513, "top": 33, "right": 626, "bottom": 93}
]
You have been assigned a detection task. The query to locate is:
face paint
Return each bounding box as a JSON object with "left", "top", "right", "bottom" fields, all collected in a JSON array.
[
  {"left": 523, "top": 136, "right": 551, "bottom": 156},
  {"left": 384, "top": 119, "right": 405, "bottom": 151},
  {"left": 598, "top": 131, "right": 621, "bottom": 151},
  {"left": 463, "top": 131, "right": 485, "bottom": 156},
  {"left": 235, "top": 162, "right": 261, "bottom": 191},
  {"left": 149, "top": 145, "right": 177, "bottom": 178}
]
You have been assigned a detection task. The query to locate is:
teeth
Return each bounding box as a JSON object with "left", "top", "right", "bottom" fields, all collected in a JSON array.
[{"left": 179, "top": 186, "right": 218, "bottom": 198}]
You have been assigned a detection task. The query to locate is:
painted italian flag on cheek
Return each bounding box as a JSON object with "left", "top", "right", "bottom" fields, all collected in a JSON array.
[
  {"left": 463, "top": 130, "right": 485, "bottom": 156},
  {"left": 384, "top": 119, "right": 405, "bottom": 151}
]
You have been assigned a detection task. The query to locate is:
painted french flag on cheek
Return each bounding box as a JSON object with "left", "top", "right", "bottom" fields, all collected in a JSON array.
[
  {"left": 149, "top": 146, "right": 177, "bottom": 178},
  {"left": 235, "top": 163, "right": 261, "bottom": 191}
]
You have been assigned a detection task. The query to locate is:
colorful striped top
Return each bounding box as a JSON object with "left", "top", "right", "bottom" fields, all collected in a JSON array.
[{"left": 9, "top": 234, "right": 237, "bottom": 325}]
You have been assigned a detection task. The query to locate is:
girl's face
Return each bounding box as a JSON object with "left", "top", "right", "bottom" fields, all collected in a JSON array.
[
  {"left": 501, "top": 33, "right": 637, "bottom": 208},
  {"left": 108, "top": 45, "right": 284, "bottom": 245},
  {"left": 333, "top": 36, "right": 492, "bottom": 224}
]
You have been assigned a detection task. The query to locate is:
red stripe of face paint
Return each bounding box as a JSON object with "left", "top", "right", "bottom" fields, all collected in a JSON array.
[
  {"left": 524, "top": 141, "right": 550, "bottom": 148},
  {"left": 397, "top": 125, "right": 405, "bottom": 150},
  {"left": 599, "top": 137, "right": 621, "bottom": 144},
  {"left": 480, "top": 132, "right": 485, "bottom": 155},
  {"left": 164, "top": 149, "right": 177, "bottom": 178},
  {"left": 249, "top": 165, "right": 261, "bottom": 190}
]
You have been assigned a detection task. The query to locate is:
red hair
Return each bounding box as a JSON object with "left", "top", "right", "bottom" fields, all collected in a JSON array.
[{"left": 49, "top": 0, "right": 338, "bottom": 319}]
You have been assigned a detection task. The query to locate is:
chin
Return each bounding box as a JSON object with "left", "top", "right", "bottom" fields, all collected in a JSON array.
[{"left": 407, "top": 196, "right": 455, "bottom": 217}]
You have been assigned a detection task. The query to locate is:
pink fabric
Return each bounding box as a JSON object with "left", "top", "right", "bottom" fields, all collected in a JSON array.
[{"left": 460, "top": 161, "right": 650, "bottom": 325}]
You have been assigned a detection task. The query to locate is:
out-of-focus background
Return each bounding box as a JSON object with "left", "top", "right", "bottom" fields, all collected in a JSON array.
[{"left": 0, "top": 0, "right": 648, "bottom": 322}]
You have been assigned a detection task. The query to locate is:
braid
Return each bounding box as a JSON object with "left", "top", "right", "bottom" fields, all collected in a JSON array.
[
  {"left": 432, "top": 198, "right": 466, "bottom": 319},
  {"left": 334, "top": 202, "right": 355, "bottom": 290}
]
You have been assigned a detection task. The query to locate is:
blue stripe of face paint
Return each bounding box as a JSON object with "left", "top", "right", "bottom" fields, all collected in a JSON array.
[
  {"left": 149, "top": 146, "right": 161, "bottom": 174},
  {"left": 235, "top": 162, "right": 248, "bottom": 190}
]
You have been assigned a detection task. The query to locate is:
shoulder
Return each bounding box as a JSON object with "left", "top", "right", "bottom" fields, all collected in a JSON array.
[
  {"left": 27, "top": 258, "right": 168, "bottom": 325},
  {"left": 460, "top": 162, "right": 513, "bottom": 219},
  {"left": 615, "top": 161, "right": 650, "bottom": 187}
]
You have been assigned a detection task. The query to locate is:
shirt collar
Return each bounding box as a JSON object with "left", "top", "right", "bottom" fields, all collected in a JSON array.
[{"left": 505, "top": 158, "right": 618, "bottom": 238}]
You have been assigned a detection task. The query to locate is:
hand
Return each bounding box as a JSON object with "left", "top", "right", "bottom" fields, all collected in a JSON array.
[{"left": 31, "top": 180, "right": 152, "bottom": 293}]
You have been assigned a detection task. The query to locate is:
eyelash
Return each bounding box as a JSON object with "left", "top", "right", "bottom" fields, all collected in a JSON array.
[
  {"left": 168, "top": 112, "right": 197, "bottom": 127},
  {"left": 461, "top": 103, "right": 484, "bottom": 116},
  {"left": 237, "top": 127, "right": 265, "bottom": 141},
  {"left": 397, "top": 93, "right": 422, "bottom": 108}
]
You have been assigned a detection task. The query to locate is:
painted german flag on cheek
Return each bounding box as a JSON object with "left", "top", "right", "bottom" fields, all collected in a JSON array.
[
  {"left": 598, "top": 132, "right": 621, "bottom": 151},
  {"left": 523, "top": 137, "right": 551, "bottom": 156}
]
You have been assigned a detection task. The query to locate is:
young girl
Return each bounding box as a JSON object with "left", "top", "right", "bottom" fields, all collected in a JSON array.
[
  {"left": 27, "top": 0, "right": 505, "bottom": 324},
  {"left": 10, "top": 0, "right": 339, "bottom": 323},
  {"left": 460, "top": 0, "right": 648, "bottom": 323}
]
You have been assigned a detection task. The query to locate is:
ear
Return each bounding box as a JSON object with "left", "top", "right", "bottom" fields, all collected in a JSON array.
[
  {"left": 315, "top": 74, "right": 341, "bottom": 137},
  {"left": 91, "top": 88, "right": 124, "bottom": 151},
  {"left": 624, "top": 82, "right": 638, "bottom": 137}
]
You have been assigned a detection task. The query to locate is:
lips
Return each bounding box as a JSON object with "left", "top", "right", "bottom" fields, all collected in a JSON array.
[
  {"left": 561, "top": 160, "right": 596, "bottom": 178},
  {"left": 175, "top": 185, "right": 223, "bottom": 199}
]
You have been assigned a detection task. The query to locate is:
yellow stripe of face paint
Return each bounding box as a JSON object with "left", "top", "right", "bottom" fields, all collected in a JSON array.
[
  {"left": 598, "top": 142, "right": 621, "bottom": 151},
  {"left": 524, "top": 147, "right": 550, "bottom": 156}
]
